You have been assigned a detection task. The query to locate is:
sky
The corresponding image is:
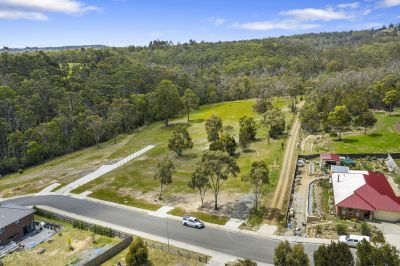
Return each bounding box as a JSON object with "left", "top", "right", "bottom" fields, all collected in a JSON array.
[{"left": 0, "top": 0, "right": 400, "bottom": 48}]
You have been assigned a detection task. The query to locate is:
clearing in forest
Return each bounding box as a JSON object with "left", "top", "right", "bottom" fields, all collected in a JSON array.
[
  {"left": 72, "top": 98, "right": 294, "bottom": 216},
  {"left": 302, "top": 110, "right": 400, "bottom": 155},
  {"left": 0, "top": 99, "right": 294, "bottom": 220}
]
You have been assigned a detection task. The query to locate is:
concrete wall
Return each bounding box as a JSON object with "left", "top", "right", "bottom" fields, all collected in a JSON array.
[
  {"left": 374, "top": 210, "right": 400, "bottom": 222},
  {"left": 0, "top": 214, "right": 34, "bottom": 245}
]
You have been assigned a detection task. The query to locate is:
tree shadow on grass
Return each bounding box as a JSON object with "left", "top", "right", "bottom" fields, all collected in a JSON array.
[
  {"left": 334, "top": 139, "right": 359, "bottom": 143},
  {"left": 190, "top": 119, "right": 205, "bottom": 124},
  {"left": 165, "top": 122, "right": 188, "bottom": 128},
  {"left": 180, "top": 152, "right": 198, "bottom": 159},
  {"left": 264, "top": 207, "right": 285, "bottom": 221},
  {"left": 368, "top": 133, "right": 382, "bottom": 137},
  {"left": 242, "top": 149, "right": 256, "bottom": 154}
]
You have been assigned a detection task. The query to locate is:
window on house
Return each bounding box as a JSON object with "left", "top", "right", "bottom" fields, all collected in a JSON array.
[{"left": 0, "top": 227, "right": 5, "bottom": 234}]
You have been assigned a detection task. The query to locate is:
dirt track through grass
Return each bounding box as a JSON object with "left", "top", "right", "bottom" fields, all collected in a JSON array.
[{"left": 267, "top": 110, "right": 301, "bottom": 222}]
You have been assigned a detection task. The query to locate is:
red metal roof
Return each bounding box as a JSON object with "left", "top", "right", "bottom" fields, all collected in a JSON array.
[
  {"left": 337, "top": 171, "right": 400, "bottom": 212},
  {"left": 338, "top": 193, "right": 375, "bottom": 211},
  {"left": 320, "top": 153, "right": 341, "bottom": 161}
]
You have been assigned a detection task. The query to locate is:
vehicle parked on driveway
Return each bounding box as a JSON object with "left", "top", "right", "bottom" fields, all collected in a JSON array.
[
  {"left": 182, "top": 216, "right": 205, "bottom": 229},
  {"left": 339, "top": 234, "right": 370, "bottom": 247}
]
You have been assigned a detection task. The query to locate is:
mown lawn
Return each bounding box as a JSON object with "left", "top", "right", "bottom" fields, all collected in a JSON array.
[
  {"left": 331, "top": 111, "right": 400, "bottom": 153},
  {"left": 73, "top": 99, "right": 293, "bottom": 209},
  {"left": 168, "top": 207, "right": 229, "bottom": 225}
]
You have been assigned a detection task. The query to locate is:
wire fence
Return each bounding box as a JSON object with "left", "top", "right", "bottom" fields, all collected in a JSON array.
[{"left": 144, "top": 240, "right": 209, "bottom": 263}]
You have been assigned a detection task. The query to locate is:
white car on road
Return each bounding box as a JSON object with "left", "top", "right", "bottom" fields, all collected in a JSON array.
[
  {"left": 182, "top": 216, "right": 205, "bottom": 229},
  {"left": 339, "top": 234, "right": 370, "bottom": 247}
]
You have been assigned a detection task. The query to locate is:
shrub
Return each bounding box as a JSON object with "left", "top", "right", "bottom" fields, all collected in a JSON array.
[
  {"left": 209, "top": 140, "right": 224, "bottom": 151},
  {"left": 275, "top": 241, "right": 310, "bottom": 266},
  {"left": 18, "top": 169, "right": 23, "bottom": 174},
  {"left": 360, "top": 222, "right": 371, "bottom": 236},
  {"left": 329, "top": 131, "right": 338, "bottom": 138},
  {"left": 316, "top": 225, "right": 322, "bottom": 235},
  {"left": 314, "top": 242, "right": 353, "bottom": 266},
  {"left": 371, "top": 230, "right": 385, "bottom": 243},
  {"left": 232, "top": 258, "right": 257, "bottom": 266},
  {"left": 126, "top": 237, "right": 150, "bottom": 266},
  {"left": 335, "top": 222, "right": 347, "bottom": 235}
]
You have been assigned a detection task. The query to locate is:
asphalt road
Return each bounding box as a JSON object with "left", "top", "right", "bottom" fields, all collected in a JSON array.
[{"left": 5, "top": 195, "right": 320, "bottom": 264}]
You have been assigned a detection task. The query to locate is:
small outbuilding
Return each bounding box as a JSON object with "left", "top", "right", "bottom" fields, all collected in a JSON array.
[
  {"left": 0, "top": 203, "right": 35, "bottom": 245},
  {"left": 320, "top": 153, "right": 341, "bottom": 169}
]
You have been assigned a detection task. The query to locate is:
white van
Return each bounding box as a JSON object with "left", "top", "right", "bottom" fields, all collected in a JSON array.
[{"left": 339, "top": 234, "right": 370, "bottom": 247}]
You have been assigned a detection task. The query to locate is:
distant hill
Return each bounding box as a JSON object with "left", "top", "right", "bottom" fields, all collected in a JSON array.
[{"left": 0, "top": 45, "right": 108, "bottom": 53}]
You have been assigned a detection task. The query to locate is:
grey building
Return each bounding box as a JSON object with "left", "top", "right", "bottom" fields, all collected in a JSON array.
[{"left": 0, "top": 203, "right": 35, "bottom": 245}]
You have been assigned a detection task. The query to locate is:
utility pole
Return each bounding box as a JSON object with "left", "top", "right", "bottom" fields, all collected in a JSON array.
[{"left": 166, "top": 215, "right": 170, "bottom": 252}]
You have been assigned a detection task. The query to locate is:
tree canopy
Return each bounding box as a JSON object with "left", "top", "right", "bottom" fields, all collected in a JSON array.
[
  {"left": 193, "top": 151, "right": 240, "bottom": 210},
  {"left": 1, "top": 25, "right": 400, "bottom": 176}
]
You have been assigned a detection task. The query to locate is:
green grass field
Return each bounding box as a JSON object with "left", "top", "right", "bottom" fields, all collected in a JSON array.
[
  {"left": 310, "top": 110, "right": 400, "bottom": 154},
  {"left": 71, "top": 99, "right": 293, "bottom": 211},
  {"left": 0, "top": 98, "right": 292, "bottom": 216},
  {"left": 332, "top": 111, "right": 400, "bottom": 153}
]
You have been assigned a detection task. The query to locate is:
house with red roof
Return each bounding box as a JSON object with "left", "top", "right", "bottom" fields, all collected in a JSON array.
[{"left": 332, "top": 170, "right": 400, "bottom": 222}]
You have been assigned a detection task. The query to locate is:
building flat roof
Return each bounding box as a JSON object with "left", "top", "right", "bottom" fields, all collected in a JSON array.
[
  {"left": 331, "top": 165, "right": 349, "bottom": 173},
  {"left": 0, "top": 203, "right": 35, "bottom": 229}
]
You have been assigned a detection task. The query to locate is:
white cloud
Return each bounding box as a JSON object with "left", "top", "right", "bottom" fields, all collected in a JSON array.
[
  {"left": 214, "top": 18, "right": 226, "bottom": 25},
  {"left": 337, "top": 2, "right": 360, "bottom": 9},
  {"left": 362, "top": 9, "right": 372, "bottom": 15},
  {"left": 0, "top": 0, "right": 98, "bottom": 20},
  {"left": 233, "top": 20, "right": 320, "bottom": 31},
  {"left": 379, "top": 0, "right": 400, "bottom": 7},
  {"left": 208, "top": 17, "right": 226, "bottom": 26},
  {"left": 280, "top": 8, "right": 351, "bottom": 21},
  {"left": 0, "top": 10, "right": 47, "bottom": 20}
]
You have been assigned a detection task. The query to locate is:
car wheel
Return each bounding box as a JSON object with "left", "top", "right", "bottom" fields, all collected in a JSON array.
[{"left": 183, "top": 222, "right": 187, "bottom": 226}]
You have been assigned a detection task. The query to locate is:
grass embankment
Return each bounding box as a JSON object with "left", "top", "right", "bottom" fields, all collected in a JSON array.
[
  {"left": 73, "top": 98, "right": 293, "bottom": 210},
  {"left": 89, "top": 189, "right": 161, "bottom": 211},
  {"left": 168, "top": 207, "right": 229, "bottom": 225},
  {"left": 102, "top": 246, "right": 204, "bottom": 266},
  {"left": 3, "top": 215, "right": 119, "bottom": 266}
]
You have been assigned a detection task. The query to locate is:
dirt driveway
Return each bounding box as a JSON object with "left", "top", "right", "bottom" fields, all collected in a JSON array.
[{"left": 266, "top": 109, "right": 302, "bottom": 222}]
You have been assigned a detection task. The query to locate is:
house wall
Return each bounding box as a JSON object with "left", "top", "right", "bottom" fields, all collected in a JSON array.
[
  {"left": 0, "top": 214, "right": 34, "bottom": 245},
  {"left": 374, "top": 210, "right": 400, "bottom": 222},
  {"left": 337, "top": 206, "right": 371, "bottom": 220}
]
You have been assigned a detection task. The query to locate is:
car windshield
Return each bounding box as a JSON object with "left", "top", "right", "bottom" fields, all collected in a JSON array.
[
  {"left": 345, "top": 235, "right": 350, "bottom": 240},
  {"left": 194, "top": 219, "right": 200, "bottom": 222}
]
